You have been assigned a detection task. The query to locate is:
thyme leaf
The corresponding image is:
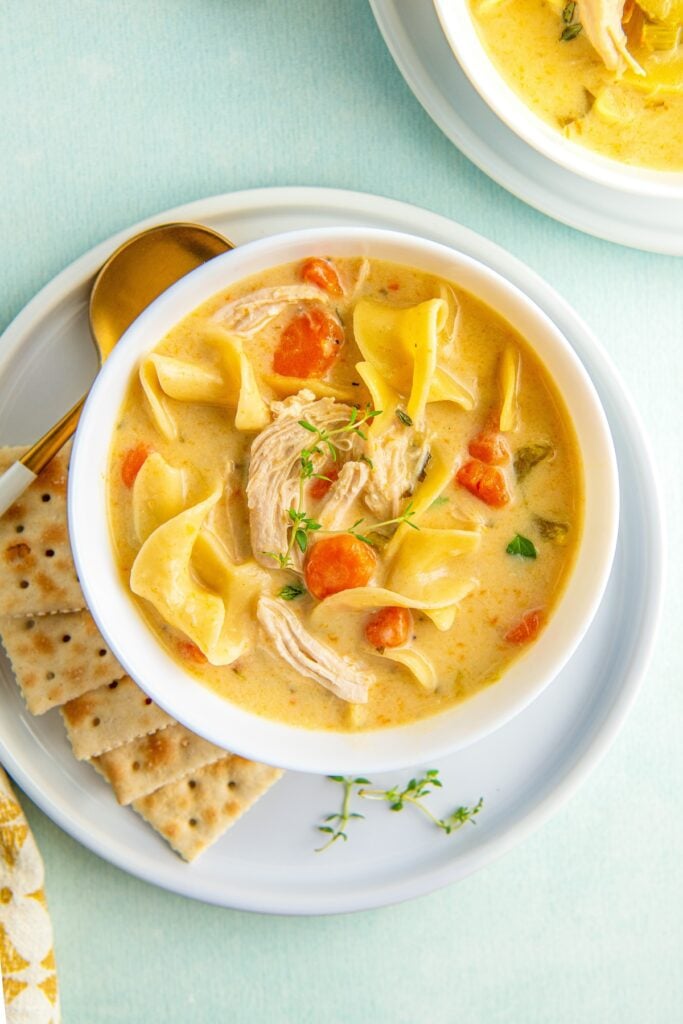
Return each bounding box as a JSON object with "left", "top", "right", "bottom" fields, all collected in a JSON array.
[
  {"left": 506, "top": 534, "right": 537, "bottom": 559},
  {"left": 298, "top": 419, "right": 319, "bottom": 433},
  {"left": 294, "top": 529, "right": 309, "bottom": 553},
  {"left": 560, "top": 21, "right": 582, "bottom": 41},
  {"left": 352, "top": 533, "right": 376, "bottom": 547}
]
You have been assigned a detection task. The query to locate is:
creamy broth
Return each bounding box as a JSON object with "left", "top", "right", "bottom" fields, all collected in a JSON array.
[
  {"left": 470, "top": 0, "right": 683, "bottom": 171},
  {"left": 108, "top": 256, "right": 582, "bottom": 732}
]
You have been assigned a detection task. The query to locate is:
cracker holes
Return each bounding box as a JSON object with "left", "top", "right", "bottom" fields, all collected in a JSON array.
[
  {"left": 98, "top": 649, "right": 107, "bottom": 657},
  {"left": 46, "top": 671, "right": 55, "bottom": 680},
  {"left": 15, "top": 525, "right": 24, "bottom": 534},
  {"left": 108, "top": 681, "right": 118, "bottom": 689},
  {"left": 19, "top": 580, "right": 29, "bottom": 589},
  {"left": 188, "top": 818, "right": 198, "bottom": 828},
  {"left": 61, "top": 635, "right": 71, "bottom": 643},
  {"left": 25, "top": 620, "right": 35, "bottom": 631},
  {"left": 44, "top": 549, "right": 55, "bottom": 558},
  {"left": 143, "top": 697, "right": 152, "bottom": 706},
  {"left": 188, "top": 779, "right": 197, "bottom": 789},
  {"left": 92, "top": 717, "right": 100, "bottom": 728},
  {"left": 41, "top": 493, "right": 51, "bottom": 503},
  {"left": 132, "top": 760, "right": 140, "bottom": 771},
  {"left": 227, "top": 781, "right": 237, "bottom": 789}
]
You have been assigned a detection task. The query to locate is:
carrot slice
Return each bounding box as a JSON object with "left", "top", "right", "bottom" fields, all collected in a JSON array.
[
  {"left": 273, "top": 306, "right": 344, "bottom": 379},
  {"left": 309, "top": 464, "right": 339, "bottom": 501},
  {"left": 300, "top": 257, "right": 343, "bottom": 298},
  {"left": 121, "top": 442, "right": 152, "bottom": 488},
  {"left": 468, "top": 430, "right": 510, "bottom": 466},
  {"left": 456, "top": 459, "right": 510, "bottom": 508},
  {"left": 305, "top": 534, "right": 377, "bottom": 601},
  {"left": 365, "top": 606, "right": 412, "bottom": 649},
  {"left": 504, "top": 609, "right": 545, "bottom": 645},
  {"left": 177, "top": 640, "right": 207, "bottom": 664}
]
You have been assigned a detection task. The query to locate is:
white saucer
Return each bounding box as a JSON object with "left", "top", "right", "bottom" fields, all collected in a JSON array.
[
  {"left": 370, "top": 0, "right": 683, "bottom": 255},
  {"left": 0, "top": 187, "right": 663, "bottom": 914}
]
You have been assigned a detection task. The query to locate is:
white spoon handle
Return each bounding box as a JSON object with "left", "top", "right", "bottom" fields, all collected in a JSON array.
[
  {"left": 0, "top": 460, "right": 38, "bottom": 517},
  {"left": 0, "top": 398, "right": 84, "bottom": 518}
]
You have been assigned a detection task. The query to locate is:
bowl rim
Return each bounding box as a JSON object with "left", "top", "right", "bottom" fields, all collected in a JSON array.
[
  {"left": 433, "top": 0, "right": 683, "bottom": 198},
  {"left": 68, "top": 225, "right": 619, "bottom": 774}
]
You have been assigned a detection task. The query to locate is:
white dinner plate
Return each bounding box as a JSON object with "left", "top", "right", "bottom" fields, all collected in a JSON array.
[
  {"left": 0, "top": 187, "right": 663, "bottom": 914},
  {"left": 370, "top": 0, "right": 683, "bottom": 255}
]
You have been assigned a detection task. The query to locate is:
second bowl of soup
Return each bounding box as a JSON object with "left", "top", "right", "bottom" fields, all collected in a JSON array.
[
  {"left": 69, "top": 227, "right": 618, "bottom": 773},
  {"left": 435, "top": 0, "right": 683, "bottom": 194}
]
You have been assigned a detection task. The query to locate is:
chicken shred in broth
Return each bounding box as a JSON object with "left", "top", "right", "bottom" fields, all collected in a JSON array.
[{"left": 108, "top": 256, "right": 583, "bottom": 732}]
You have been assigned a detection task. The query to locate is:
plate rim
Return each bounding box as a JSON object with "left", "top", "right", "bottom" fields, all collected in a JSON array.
[
  {"left": 0, "top": 185, "right": 665, "bottom": 914},
  {"left": 369, "top": 0, "right": 683, "bottom": 255}
]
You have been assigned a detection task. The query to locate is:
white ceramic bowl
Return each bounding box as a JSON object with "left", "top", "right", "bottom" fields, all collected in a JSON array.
[
  {"left": 434, "top": 0, "right": 683, "bottom": 198},
  {"left": 68, "top": 226, "right": 619, "bottom": 774}
]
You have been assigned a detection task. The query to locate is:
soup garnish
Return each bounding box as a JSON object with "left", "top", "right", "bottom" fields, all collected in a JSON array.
[{"left": 315, "top": 770, "right": 484, "bottom": 852}]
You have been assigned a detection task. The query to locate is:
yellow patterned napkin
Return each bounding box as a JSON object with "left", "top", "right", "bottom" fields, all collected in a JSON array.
[{"left": 0, "top": 768, "right": 60, "bottom": 1024}]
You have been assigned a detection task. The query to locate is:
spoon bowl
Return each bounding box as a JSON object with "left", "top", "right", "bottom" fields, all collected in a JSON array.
[{"left": 90, "top": 223, "right": 233, "bottom": 359}]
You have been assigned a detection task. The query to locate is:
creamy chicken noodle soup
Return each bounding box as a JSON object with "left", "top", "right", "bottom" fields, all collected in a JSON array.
[
  {"left": 108, "top": 255, "right": 583, "bottom": 732},
  {"left": 470, "top": 0, "right": 683, "bottom": 170}
]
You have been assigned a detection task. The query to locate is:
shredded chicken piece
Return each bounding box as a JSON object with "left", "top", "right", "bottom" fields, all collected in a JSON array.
[
  {"left": 257, "top": 596, "right": 371, "bottom": 703},
  {"left": 211, "top": 285, "right": 329, "bottom": 336},
  {"left": 578, "top": 0, "right": 645, "bottom": 73},
  {"left": 364, "top": 426, "right": 430, "bottom": 521},
  {"left": 349, "top": 258, "right": 370, "bottom": 298},
  {"left": 246, "top": 391, "right": 362, "bottom": 570},
  {"left": 317, "top": 460, "right": 370, "bottom": 532}
]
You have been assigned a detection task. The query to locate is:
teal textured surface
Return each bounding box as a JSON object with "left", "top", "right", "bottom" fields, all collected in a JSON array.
[{"left": 1, "top": 2, "right": 682, "bottom": 1022}]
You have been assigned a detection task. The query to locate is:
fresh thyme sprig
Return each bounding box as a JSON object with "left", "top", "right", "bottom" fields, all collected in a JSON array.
[
  {"left": 299, "top": 404, "right": 382, "bottom": 455},
  {"left": 359, "top": 771, "right": 484, "bottom": 835},
  {"left": 315, "top": 770, "right": 483, "bottom": 851},
  {"left": 337, "top": 501, "right": 418, "bottom": 547},
  {"left": 315, "top": 775, "right": 369, "bottom": 851},
  {"left": 266, "top": 406, "right": 419, "bottom": 569}
]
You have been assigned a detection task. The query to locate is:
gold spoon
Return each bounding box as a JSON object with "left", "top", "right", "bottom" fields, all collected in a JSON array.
[{"left": 0, "top": 222, "right": 233, "bottom": 515}]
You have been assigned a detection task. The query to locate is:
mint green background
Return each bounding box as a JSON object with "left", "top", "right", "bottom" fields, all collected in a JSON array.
[{"left": 2, "top": 2, "right": 682, "bottom": 1022}]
